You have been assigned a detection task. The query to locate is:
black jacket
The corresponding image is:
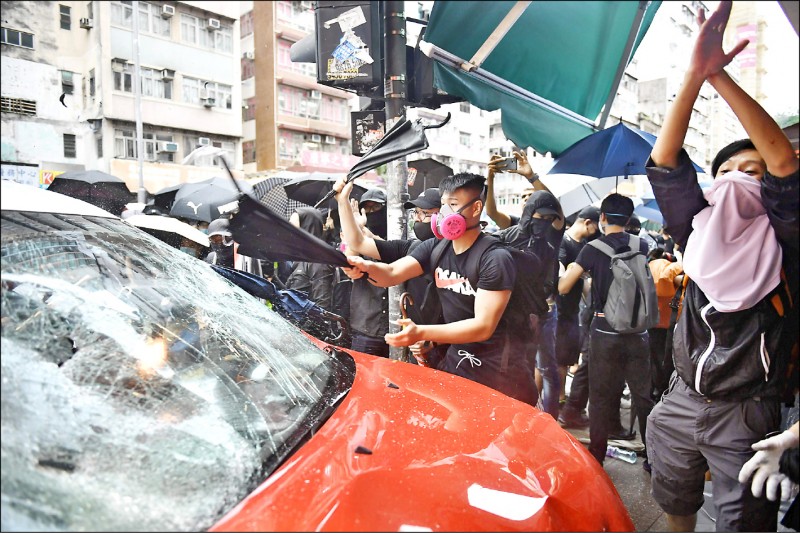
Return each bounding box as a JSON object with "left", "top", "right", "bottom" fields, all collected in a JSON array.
[{"left": 646, "top": 151, "right": 799, "bottom": 400}]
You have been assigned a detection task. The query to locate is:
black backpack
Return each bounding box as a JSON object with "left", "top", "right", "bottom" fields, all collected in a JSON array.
[{"left": 430, "top": 233, "right": 547, "bottom": 332}]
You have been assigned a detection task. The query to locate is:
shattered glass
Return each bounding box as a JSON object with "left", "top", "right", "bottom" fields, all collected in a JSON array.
[{"left": 1, "top": 211, "right": 353, "bottom": 531}]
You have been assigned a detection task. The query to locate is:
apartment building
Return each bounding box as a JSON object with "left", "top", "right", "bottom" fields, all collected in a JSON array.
[
  {"left": 1, "top": 0, "right": 242, "bottom": 193},
  {"left": 240, "top": 0, "right": 358, "bottom": 176}
]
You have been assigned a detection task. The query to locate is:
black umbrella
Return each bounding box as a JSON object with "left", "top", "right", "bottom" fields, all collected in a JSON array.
[
  {"left": 313, "top": 112, "right": 451, "bottom": 208},
  {"left": 252, "top": 176, "right": 313, "bottom": 220},
  {"left": 283, "top": 173, "right": 368, "bottom": 211},
  {"left": 169, "top": 177, "right": 253, "bottom": 223},
  {"left": 407, "top": 158, "right": 453, "bottom": 197},
  {"left": 152, "top": 178, "right": 213, "bottom": 212},
  {"left": 230, "top": 195, "right": 350, "bottom": 268},
  {"left": 47, "top": 170, "right": 135, "bottom": 215}
]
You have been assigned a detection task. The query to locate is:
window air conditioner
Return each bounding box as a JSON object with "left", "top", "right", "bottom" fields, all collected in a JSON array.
[
  {"left": 242, "top": 51, "right": 254, "bottom": 60},
  {"left": 325, "top": 135, "right": 336, "bottom": 144},
  {"left": 207, "top": 18, "right": 221, "bottom": 30},
  {"left": 161, "top": 5, "right": 175, "bottom": 18},
  {"left": 111, "top": 58, "right": 127, "bottom": 72},
  {"left": 157, "top": 141, "right": 179, "bottom": 153},
  {"left": 198, "top": 137, "right": 211, "bottom": 146},
  {"left": 161, "top": 69, "right": 175, "bottom": 80},
  {"left": 203, "top": 97, "right": 216, "bottom": 108},
  {"left": 310, "top": 134, "right": 322, "bottom": 143},
  {"left": 80, "top": 18, "right": 93, "bottom": 29},
  {"left": 310, "top": 90, "right": 322, "bottom": 99}
]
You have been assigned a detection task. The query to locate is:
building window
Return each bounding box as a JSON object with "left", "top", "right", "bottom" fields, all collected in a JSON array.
[
  {"left": 242, "top": 140, "right": 256, "bottom": 164},
  {"left": 114, "top": 129, "right": 174, "bottom": 161},
  {"left": 96, "top": 136, "right": 103, "bottom": 157},
  {"left": 111, "top": 1, "right": 170, "bottom": 36},
  {"left": 1, "top": 96, "right": 37, "bottom": 116},
  {"left": 183, "top": 135, "right": 234, "bottom": 165},
  {"left": 459, "top": 102, "right": 471, "bottom": 113},
  {"left": 89, "top": 69, "right": 95, "bottom": 96},
  {"left": 60, "top": 71, "right": 74, "bottom": 95},
  {"left": 182, "top": 77, "right": 232, "bottom": 109},
  {"left": 242, "top": 97, "right": 256, "bottom": 121},
  {"left": 240, "top": 11, "right": 253, "bottom": 37},
  {"left": 1, "top": 28, "right": 35, "bottom": 49},
  {"left": 63, "top": 134, "right": 77, "bottom": 158},
  {"left": 114, "top": 64, "right": 171, "bottom": 99},
  {"left": 180, "top": 13, "right": 198, "bottom": 44},
  {"left": 459, "top": 132, "right": 471, "bottom": 147},
  {"left": 60, "top": 5, "right": 71, "bottom": 30},
  {"left": 182, "top": 14, "right": 232, "bottom": 53},
  {"left": 241, "top": 56, "right": 255, "bottom": 80}
]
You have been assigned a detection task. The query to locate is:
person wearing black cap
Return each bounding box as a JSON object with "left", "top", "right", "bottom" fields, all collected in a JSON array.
[
  {"left": 338, "top": 186, "right": 392, "bottom": 357},
  {"left": 556, "top": 205, "right": 600, "bottom": 429},
  {"left": 494, "top": 190, "right": 565, "bottom": 419},
  {"left": 558, "top": 193, "right": 655, "bottom": 470},
  {"left": 333, "top": 178, "right": 445, "bottom": 365}
]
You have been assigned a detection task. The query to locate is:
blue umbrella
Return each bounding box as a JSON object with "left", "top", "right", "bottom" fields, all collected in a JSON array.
[
  {"left": 547, "top": 122, "right": 705, "bottom": 183},
  {"left": 634, "top": 198, "right": 664, "bottom": 224}
]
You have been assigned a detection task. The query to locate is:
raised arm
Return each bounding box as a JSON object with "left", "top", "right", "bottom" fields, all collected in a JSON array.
[
  {"left": 708, "top": 71, "right": 798, "bottom": 178},
  {"left": 333, "top": 178, "right": 381, "bottom": 259},
  {"left": 650, "top": 0, "right": 749, "bottom": 169},
  {"left": 485, "top": 156, "right": 514, "bottom": 230}
]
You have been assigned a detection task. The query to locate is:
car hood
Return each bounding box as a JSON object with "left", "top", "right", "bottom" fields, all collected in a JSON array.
[{"left": 211, "top": 348, "right": 633, "bottom": 532}]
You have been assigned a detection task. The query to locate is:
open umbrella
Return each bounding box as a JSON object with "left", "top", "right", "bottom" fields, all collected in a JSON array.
[
  {"left": 407, "top": 158, "right": 453, "bottom": 198},
  {"left": 152, "top": 179, "right": 213, "bottom": 212},
  {"left": 125, "top": 214, "right": 210, "bottom": 248},
  {"left": 539, "top": 173, "right": 619, "bottom": 218},
  {"left": 251, "top": 176, "right": 314, "bottom": 220},
  {"left": 169, "top": 176, "right": 253, "bottom": 223},
  {"left": 547, "top": 122, "right": 705, "bottom": 186},
  {"left": 283, "top": 173, "right": 367, "bottom": 211},
  {"left": 47, "top": 170, "right": 135, "bottom": 215}
]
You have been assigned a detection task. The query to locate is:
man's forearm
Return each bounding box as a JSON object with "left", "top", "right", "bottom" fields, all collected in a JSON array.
[
  {"left": 651, "top": 71, "right": 705, "bottom": 169},
  {"left": 709, "top": 69, "right": 798, "bottom": 178}
]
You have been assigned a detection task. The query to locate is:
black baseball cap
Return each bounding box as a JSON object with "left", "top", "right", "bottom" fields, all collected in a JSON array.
[
  {"left": 577, "top": 205, "right": 601, "bottom": 223},
  {"left": 358, "top": 188, "right": 386, "bottom": 208},
  {"left": 403, "top": 188, "right": 441, "bottom": 210},
  {"left": 528, "top": 191, "right": 562, "bottom": 220}
]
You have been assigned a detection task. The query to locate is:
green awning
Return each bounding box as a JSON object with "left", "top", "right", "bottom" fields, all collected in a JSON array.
[{"left": 423, "top": 1, "right": 662, "bottom": 156}]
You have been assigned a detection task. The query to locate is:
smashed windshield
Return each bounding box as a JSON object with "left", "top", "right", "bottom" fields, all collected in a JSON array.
[{"left": 0, "top": 211, "right": 353, "bottom": 531}]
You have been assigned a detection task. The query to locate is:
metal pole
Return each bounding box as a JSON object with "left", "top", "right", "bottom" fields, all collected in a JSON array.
[
  {"left": 384, "top": 0, "right": 409, "bottom": 361},
  {"left": 132, "top": 1, "right": 146, "bottom": 204}
]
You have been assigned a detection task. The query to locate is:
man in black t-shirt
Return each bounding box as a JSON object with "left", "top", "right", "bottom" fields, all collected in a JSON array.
[
  {"left": 555, "top": 206, "right": 600, "bottom": 428},
  {"left": 333, "top": 180, "right": 446, "bottom": 367},
  {"left": 559, "top": 194, "right": 655, "bottom": 468},
  {"left": 346, "top": 174, "right": 538, "bottom": 407}
]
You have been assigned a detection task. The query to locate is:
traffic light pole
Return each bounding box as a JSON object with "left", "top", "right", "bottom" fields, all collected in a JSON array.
[{"left": 383, "top": 0, "right": 410, "bottom": 362}]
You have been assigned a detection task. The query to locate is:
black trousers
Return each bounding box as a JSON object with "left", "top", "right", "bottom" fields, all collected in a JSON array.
[
  {"left": 647, "top": 327, "right": 673, "bottom": 401},
  {"left": 588, "top": 315, "right": 654, "bottom": 464}
]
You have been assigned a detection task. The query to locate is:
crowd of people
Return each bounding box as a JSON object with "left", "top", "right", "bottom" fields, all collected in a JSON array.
[{"left": 121, "top": 2, "right": 797, "bottom": 531}]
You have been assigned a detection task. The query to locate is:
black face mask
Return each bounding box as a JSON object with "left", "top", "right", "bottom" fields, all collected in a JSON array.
[
  {"left": 365, "top": 209, "right": 387, "bottom": 240},
  {"left": 210, "top": 243, "right": 234, "bottom": 267},
  {"left": 413, "top": 220, "right": 436, "bottom": 241},
  {"left": 529, "top": 218, "right": 552, "bottom": 238}
]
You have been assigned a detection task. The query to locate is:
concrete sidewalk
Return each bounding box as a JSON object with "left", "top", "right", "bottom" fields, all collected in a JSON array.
[{"left": 561, "top": 401, "right": 794, "bottom": 531}]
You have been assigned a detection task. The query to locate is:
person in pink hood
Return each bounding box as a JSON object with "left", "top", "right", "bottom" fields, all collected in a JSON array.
[{"left": 642, "top": 2, "right": 799, "bottom": 531}]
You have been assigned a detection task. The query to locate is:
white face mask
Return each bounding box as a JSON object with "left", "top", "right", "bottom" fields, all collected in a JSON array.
[{"left": 598, "top": 222, "right": 607, "bottom": 235}]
